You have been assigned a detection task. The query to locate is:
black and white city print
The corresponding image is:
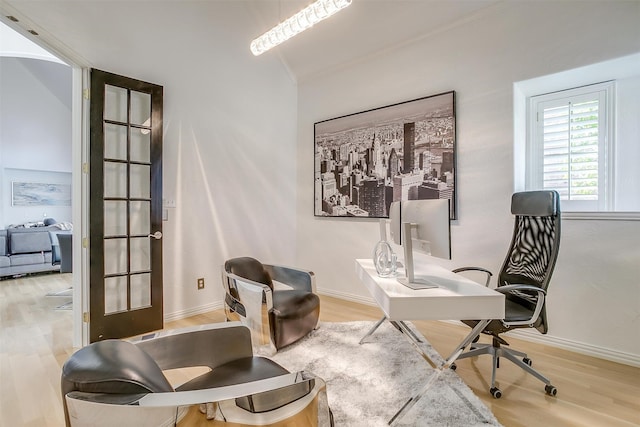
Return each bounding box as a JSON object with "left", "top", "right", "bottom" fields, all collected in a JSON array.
[{"left": 314, "top": 91, "right": 456, "bottom": 219}]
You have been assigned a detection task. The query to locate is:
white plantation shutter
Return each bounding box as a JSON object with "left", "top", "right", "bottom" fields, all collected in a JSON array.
[{"left": 529, "top": 82, "right": 613, "bottom": 211}]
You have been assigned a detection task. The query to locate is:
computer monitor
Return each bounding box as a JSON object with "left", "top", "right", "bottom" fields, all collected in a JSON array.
[{"left": 388, "top": 199, "right": 451, "bottom": 289}]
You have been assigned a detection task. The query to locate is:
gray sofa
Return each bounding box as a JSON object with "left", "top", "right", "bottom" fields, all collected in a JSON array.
[{"left": 0, "top": 226, "right": 70, "bottom": 278}]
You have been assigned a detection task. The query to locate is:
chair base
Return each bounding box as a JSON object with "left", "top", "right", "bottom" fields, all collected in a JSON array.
[
  {"left": 66, "top": 375, "right": 333, "bottom": 427},
  {"left": 177, "top": 385, "right": 328, "bottom": 426},
  {"left": 454, "top": 340, "right": 557, "bottom": 398}
]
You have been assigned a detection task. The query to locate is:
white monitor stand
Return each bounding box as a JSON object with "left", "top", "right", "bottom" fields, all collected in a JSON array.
[{"left": 397, "top": 222, "right": 440, "bottom": 289}]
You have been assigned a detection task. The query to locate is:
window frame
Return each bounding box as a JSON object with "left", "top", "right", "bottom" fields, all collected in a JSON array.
[{"left": 526, "top": 81, "right": 615, "bottom": 213}]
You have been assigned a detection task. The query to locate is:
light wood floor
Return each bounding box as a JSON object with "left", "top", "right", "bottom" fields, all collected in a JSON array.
[{"left": 1, "top": 274, "right": 639, "bottom": 426}]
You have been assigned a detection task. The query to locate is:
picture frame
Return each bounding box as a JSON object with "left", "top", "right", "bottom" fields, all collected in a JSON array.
[
  {"left": 11, "top": 181, "right": 72, "bottom": 206},
  {"left": 314, "top": 91, "right": 457, "bottom": 219}
]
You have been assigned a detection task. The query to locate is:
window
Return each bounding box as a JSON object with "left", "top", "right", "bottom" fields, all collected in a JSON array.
[
  {"left": 527, "top": 82, "right": 613, "bottom": 212},
  {"left": 515, "top": 53, "right": 640, "bottom": 218}
]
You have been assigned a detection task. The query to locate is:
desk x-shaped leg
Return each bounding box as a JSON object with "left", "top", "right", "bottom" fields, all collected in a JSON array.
[
  {"left": 359, "top": 316, "right": 437, "bottom": 368},
  {"left": 388, "top": 319, "right": 491, "bottom": 425},
  {"left": 360, "top": 316, "right": 491, "bottom": 425}
]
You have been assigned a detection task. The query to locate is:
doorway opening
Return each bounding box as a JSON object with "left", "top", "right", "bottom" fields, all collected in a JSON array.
[{"left": 0, "top": 18, "right": 86, "bottom": 347}]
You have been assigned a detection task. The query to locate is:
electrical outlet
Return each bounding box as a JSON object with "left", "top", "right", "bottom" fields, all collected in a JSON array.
[{"left": 197, "top": 278, "right": 205, "bottom": 290}]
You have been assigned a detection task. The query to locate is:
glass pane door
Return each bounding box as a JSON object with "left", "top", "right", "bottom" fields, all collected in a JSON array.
[{"left": 89, "top": 69, "right": 163, "bottom": 342}]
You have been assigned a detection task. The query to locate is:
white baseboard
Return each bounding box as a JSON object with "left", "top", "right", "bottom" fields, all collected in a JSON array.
[
  {"left": 318, "top": 288, "right": 377, "bottom": 306},
  {"left": 164, "top": 301, "right": 224, "bottom": 323},
  {"left": 505, "top": 328, "right": 640, "bottom": 368},
  {"left": 319, "top": 290, "right": 640, "bottom": 368},
  {"left": 167, "top": 291, "right": 640, "bottom": 368}
]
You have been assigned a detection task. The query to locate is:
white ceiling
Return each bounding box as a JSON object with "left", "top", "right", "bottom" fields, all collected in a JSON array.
[
  {"left": 248, "top": 0, "right": 500, "bottom": 80},
  {"left": 0, "top": 21, "right": 64, "bottom": 63},
  {"left": 2, "top": 0, "right": 501, "bottom": 82}
]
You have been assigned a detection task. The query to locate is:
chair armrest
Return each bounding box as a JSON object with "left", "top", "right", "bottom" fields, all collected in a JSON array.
[
  {"left": 452, "top": 267, "right": 493, "bottom": 287},
  {"left": 223, "top": 271, "right": 274, "bottom": 309},
  {"left": 66, "top": 391, "right": 148, "bottom": 406},
  {"left": 65, "top": 372, "right": 330, "bottom": 426},
  {"left": 263, "top": 264, "right": 316, "bottom": 294},
  {"left": 51, "top": 244, "right": 61, "bottom": 265},
  {"left": 496, "top": 284, "right": 546, "bottom": 327},
  {"left": 222, "top": 271, "right": 276, "bottom": 353},
  {"left": 138, "top": 372, "right": 307, "bottom": 407}
]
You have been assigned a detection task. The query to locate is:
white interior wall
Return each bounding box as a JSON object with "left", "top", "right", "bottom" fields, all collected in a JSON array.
[
  {"left": 0, "top": 56, "right": 72, "bottom": 227},
  {"left": 296, "top": 1, "right": 640, "bottom": 364},
  {"left": 615, "top": 74, "right": 640, "bottom": 210},
  {"left": 99, "top": 2, "right": 299, "bottom": 319},
  {"left": 154, "top": 4, "right": 298, "bottom": 319}
]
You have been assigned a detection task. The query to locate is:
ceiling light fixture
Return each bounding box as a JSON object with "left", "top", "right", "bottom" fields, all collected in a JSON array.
[{"left": 250, "top": 0, "right": 352, "bottom": 56}]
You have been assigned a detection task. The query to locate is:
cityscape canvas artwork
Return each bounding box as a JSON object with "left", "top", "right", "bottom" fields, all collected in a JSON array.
[{"left": 314, "top": 91, "right": 457, "bottom": 219}]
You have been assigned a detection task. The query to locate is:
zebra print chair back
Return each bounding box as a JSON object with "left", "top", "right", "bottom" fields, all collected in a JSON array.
[{"left": 498, "top": 190, "right": 561, "bottom": 334}]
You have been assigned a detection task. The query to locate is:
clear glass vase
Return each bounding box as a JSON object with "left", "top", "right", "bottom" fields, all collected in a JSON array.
[{"left": 373, "top": 240, "right": 398, "bottom": 277}]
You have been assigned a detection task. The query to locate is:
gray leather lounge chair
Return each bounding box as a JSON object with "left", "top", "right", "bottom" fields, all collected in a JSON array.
[
  {"left": 61, "top": 322, "right": 332, "bottom": 426},
  {"left": 222, "top": 257, "right": 320, "bottom": 355}
]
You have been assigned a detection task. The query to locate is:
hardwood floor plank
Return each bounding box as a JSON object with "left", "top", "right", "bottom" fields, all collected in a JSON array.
[
  {"left": 0, "top": 353, "right": 21, "bottom": 426},
  {"left": 1, "top": 278, "right": 638, "bottom": 426}
]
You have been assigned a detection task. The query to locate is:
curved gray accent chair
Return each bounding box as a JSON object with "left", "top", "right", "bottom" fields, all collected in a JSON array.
[
  {"left": 222, "top": 257, "right": 320, "bottom": 355},
  {"left": 452, "top": 190, "right": 561, "bottom": 399},
  {"left": 61, "top": 322, "right": 332, "bottom": 426}
]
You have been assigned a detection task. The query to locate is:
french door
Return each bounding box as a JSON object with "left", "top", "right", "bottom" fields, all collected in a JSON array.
[{"left": 89, "top": 69, "right": 163, "bottom": 342}]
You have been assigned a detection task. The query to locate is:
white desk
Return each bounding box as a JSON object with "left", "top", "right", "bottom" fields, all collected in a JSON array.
[
  {"left": 356, "top": 258, "right": 504, "bottom": 321},
  {"left": 355, "top": 258, "right": 505, "bottom": 425}
]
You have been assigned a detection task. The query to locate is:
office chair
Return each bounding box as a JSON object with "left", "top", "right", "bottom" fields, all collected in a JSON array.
[
  {"left": 61, "top": 322, "right": 333, "bottom": 427},
  {"left": 222, "top": 257, "right": 320, "bottom": 355},
  {"left": 452, "top": 190, "right": 561, "bottom": 399}
]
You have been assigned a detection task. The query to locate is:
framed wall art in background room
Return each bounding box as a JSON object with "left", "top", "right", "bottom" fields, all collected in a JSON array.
[{"left": 12, "top": 181, "right": 72, "bottom": 206}]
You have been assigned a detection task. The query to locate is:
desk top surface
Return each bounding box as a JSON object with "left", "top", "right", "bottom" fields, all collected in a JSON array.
[{"left": 355, "top": 258, "right": 505, "bottom": 321}]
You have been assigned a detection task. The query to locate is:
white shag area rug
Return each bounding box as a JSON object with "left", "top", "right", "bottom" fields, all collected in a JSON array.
[{"left": 271, "top": 321, "right": 501, "bottom": 427}]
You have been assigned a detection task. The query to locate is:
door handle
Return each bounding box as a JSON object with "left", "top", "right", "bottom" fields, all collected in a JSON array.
[{"left": 148, "top": 231, "right": 163, "bottom": 240}]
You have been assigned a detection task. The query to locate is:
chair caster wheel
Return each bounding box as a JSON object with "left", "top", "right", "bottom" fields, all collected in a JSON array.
[
  {"left": 450, "top": 363, "right": 457, "bottom": 371},
  {"left": 545, "top": 385, "right": 557, "bottom": 396},
  {"left": 523, "top": 357, "right": 532, "bottom": 366},
  {"left": 490, "top": 387, "right": 502, "bottom": 399}
]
